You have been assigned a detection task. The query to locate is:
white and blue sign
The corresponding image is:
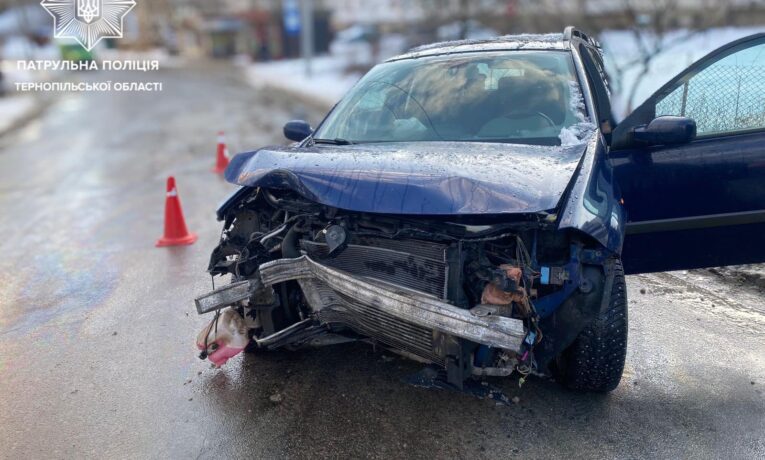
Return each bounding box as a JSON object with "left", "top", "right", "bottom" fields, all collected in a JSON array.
[{"left": 283, "top": 0, "right": 301, "bottom": 36}]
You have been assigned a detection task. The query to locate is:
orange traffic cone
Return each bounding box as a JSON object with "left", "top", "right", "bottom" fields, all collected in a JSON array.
[
  {"left": 212, "top": 131, "right": 229, "bottom": 174},
  {"left": 156, "top": 176, "right": 198, "bottom": 247}
]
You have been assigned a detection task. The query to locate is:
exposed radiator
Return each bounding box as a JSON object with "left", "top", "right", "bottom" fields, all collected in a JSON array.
[
  {"left": 297, "top": 237, "right": 450, "bottom": 363},
  {"left": 300, "top": 278, "right": 443, "bottom": 365}
]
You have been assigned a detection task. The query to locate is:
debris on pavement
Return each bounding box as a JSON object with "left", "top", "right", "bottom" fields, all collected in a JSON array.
[{"left": 405, "top": 366, "right": 515, "bottom": 406}]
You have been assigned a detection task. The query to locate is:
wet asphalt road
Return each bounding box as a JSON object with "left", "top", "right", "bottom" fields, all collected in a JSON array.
[{"left": 0, "top": 61, "right": 763, "bottom": 459}]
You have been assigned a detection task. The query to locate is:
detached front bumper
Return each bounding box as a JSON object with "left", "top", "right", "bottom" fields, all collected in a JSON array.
[
  {"left": 196, "top": 255, "right": 526, "bottom": 352},
  {"left": 258, "top": 256, "right": 526, "bottom": 351}
]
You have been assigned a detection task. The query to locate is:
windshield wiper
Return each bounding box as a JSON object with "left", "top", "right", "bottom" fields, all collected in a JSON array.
[{"left": 312, "top": 137, "right": 354, "bottom": 145}]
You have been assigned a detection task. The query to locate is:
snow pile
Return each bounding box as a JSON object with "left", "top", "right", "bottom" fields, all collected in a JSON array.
[
  {"left": 0, "top": 95, "right": 37, "bottom": 135},
  {"left": 559, "top": 80, "right": 595, "bottom": 146},
  {"left": 241, "top": 55, "right": 361, "bottom": 109}
]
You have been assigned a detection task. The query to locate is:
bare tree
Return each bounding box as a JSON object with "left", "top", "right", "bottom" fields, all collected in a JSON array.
[
  {"left": 605, "top": 0, "right": 735, "bottom": 113},
  {"left": 512, "top": 0, "right": 740, "bottom": 113},
  {"left": 458, "top": 0, "right": 469, "bottom": 39}
]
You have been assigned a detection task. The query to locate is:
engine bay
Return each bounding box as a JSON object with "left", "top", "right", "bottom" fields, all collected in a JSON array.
[{"left": 198, "top": 187, "right": 610, "bottom": 389}]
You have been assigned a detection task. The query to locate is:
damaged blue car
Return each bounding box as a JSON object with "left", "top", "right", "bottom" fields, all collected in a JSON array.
[{"left": 195, "top": 28, "right": 765, "bottom": 392}]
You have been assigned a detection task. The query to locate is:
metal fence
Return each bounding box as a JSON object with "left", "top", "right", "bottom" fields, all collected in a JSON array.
[{"left": 656, "top": 64, "right": 765, "bottom": 135}]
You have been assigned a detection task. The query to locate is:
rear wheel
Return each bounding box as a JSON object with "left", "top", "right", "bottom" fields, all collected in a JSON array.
[{"left": 554, "top": 259, "right": 628, "bottom": 392}]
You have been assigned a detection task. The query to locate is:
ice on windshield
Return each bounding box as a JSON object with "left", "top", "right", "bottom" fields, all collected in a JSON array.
[
  {"left": 558, "top": 80, "right": 596, "bottom": 146},
  {"left": 314, "top": 51, "right": 589, "bottom": 147}
]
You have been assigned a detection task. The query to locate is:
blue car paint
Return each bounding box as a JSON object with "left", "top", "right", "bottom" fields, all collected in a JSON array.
[
  {"left": 613, "top": 130, "right": 765, "bottom": 274},
  {"left": 558, "top": 135, "right": 625, "bottom": 253},
  {"left": 224, "top": 141, "right": 587, "bottom": 215},
  {"left": 609, "top": 33, "right": 765, "bottom": 274},
  {"left": 617, "top": 131, "right": 765, "bottom": 219},
  {"left": 222, "top": 137, "right": 624, "bottom": 255}
]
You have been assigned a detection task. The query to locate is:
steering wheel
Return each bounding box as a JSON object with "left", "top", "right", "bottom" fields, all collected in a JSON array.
[{"left": 502, "top": 111, "right": 557, "bottom": 127}]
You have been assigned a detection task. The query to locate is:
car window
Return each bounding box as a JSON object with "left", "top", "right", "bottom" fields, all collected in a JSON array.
[
  {"left": 655, "top": 42, "right": 765, "bottom": 136},
  {"left": 314, "top": 51, "right": 594, "bottom": 146}
]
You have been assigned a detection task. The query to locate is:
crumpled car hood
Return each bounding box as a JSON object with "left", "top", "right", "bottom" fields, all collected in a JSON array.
[{"left": 225, "top": 141, "right": 587, "bottom": 215}]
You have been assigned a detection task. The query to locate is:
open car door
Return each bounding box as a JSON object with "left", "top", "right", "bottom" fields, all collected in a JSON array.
[{"left": 610, "top": 33, "right": 765, "bottom": 274}]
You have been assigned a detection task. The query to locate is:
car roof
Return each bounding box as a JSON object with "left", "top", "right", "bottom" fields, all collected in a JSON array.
[{"left": 387, "top": 33, "right": 569, "bottom": 62}]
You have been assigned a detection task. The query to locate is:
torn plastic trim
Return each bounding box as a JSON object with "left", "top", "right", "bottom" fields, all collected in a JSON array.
[
  {"left": 195, "top": 280, "right": 255, "bottom": 314},
  {"left": 258, "top": 255, "right": 526, "bottom": 351}
]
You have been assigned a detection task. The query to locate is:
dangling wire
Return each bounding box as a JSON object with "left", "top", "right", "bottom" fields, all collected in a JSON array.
[
  {"left": 513, "top": 235, "right": 542, "bottom": 380},
  {"left": 200, "top": 308, "right": 222, "bottom": 360}
]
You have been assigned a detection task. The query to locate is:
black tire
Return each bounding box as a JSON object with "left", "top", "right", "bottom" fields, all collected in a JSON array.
[{"left": 555, "top": 259, "right": 628, "bottom": 392}]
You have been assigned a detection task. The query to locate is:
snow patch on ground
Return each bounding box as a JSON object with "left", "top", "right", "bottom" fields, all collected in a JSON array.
[{"left": 240, "top": 55, "right": 361, "bottom": 108}]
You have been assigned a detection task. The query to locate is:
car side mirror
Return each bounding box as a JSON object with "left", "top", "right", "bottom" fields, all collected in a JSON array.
[
  {"left": 632, "top": 116, "right": 696, "bottom": 146},
  {"left": 283, "top": 120, "right": 313, "bottom": 142}
]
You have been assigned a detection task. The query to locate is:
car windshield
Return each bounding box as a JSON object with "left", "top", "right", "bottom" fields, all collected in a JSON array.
[{"left": 313, "top": 50, "right": 593, "bottom": 146}]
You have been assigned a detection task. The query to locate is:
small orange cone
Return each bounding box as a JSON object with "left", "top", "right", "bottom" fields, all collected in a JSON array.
[
  {"left": 212, "top": 131, "right": 229, "bottom": 174},
  {"left": 156, "top": 176, "right": 197, "bottom": 247}
]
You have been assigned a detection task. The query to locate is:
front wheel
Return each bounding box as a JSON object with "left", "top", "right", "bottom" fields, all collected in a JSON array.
[{"left": 554, "top": 259, "right": 628, "bottom": 392}]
